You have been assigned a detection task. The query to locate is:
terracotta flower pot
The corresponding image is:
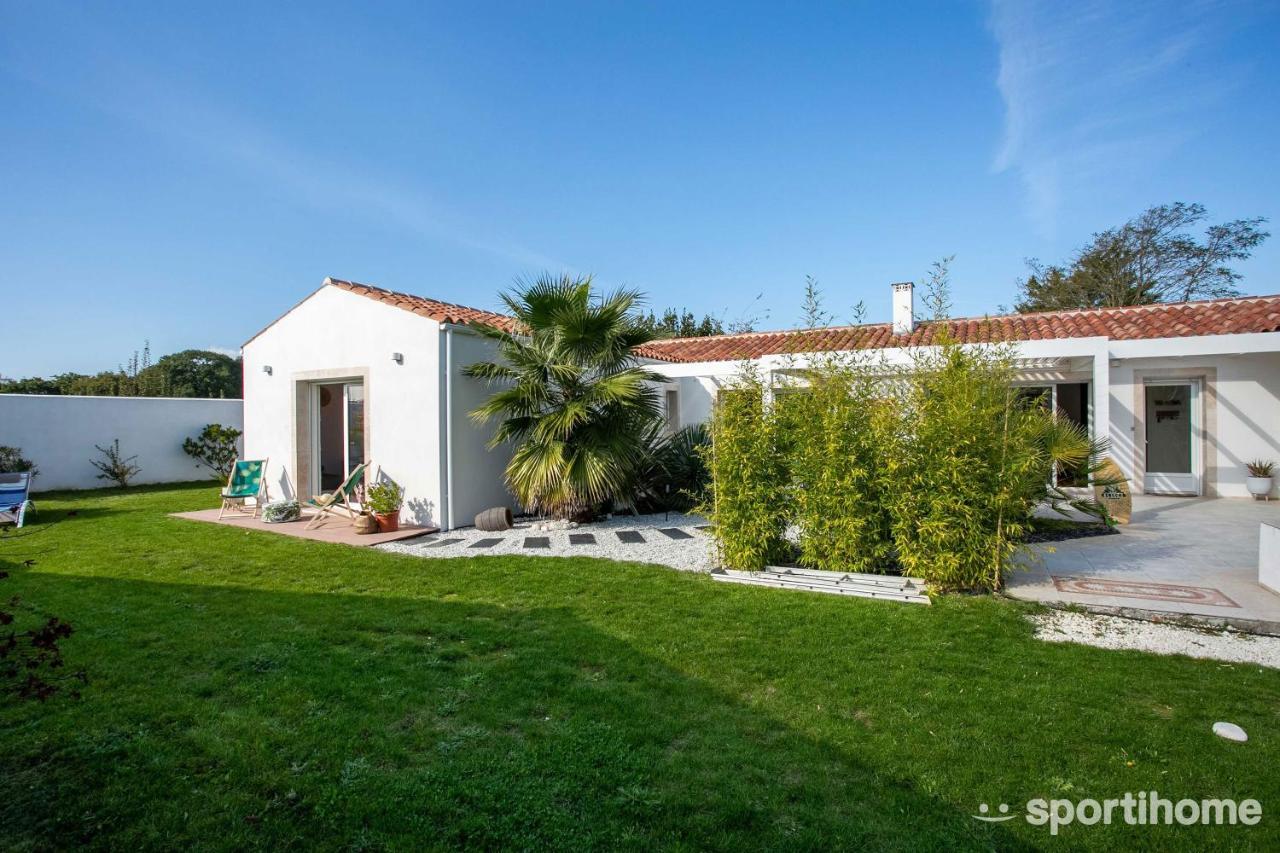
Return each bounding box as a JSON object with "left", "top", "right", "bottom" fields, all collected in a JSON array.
[{"left": 374, "top": 510, "right": 401, "bottom": 532}]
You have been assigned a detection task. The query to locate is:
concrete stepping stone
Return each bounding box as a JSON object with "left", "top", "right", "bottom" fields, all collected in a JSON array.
[
  {"left": 469, "top": 538, "right": 503, "bottom": 549},
  {"left": 425, "top": 538, "right": 464, "bottom": 548},
  {"left": 524, "top": 536, "right": 550, "bottom": 549},
  {"left": 569, "top": 533, "right": 596, "bottom": 545},
  {"left": 657, "top": 528, "right": 693, "bottom": 540},
  {"left": 616, "top": 530, "right": 645, "bottom": 544},
  {"left": 1213, "top": 721, "right": 1248, "bottom": 742}
]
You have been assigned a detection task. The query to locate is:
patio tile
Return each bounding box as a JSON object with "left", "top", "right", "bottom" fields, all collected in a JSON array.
[
  {"left": 524, "top": 536, "right": 551, "bottom": 549},
  {"left": 469, "top": 538, "right": 503, "bottom": 549},
  {"left": 616, "top": 530, "right": 645, "bottom": 544},
  {"left": 657, "top": 528, "right": 693, "bottom": 540},
  {"left": 568, "top": 533, "right": 596, "bottom": 545}
]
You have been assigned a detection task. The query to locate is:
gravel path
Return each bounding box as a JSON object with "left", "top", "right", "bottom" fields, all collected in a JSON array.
[
  {"left": 1031, "top": 609, "right": 1280, "bottom": 669},
  {"left": 379, "top": 511, "right": 717, "bottom": 572}
]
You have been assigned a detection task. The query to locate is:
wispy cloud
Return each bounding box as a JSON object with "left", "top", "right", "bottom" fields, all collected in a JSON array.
[{"left": 988, "top": 0, "right": 1244, "bottom": 234}]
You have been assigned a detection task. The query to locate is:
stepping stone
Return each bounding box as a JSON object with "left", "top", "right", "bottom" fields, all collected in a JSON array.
[
  {"left": 569, "top": 533, "right": 596, "bottom": 545},
  {"left": 657, "top": 528, "right": 693, "bottom": 540},
  {"left": 524, "top": 536, "right": 550, "bottom": 549},
  {"left": 1213, "top": 721, "right": 1248, "bottom": 742},
  {"left": 425, "top": 538, "right": 464, "bottom": 548},
  {"left": 469, "top": 538, "right": 503, "bottom": 549},
  {"left": 616, "top": 530, "right": 645, "bottom": 544}
]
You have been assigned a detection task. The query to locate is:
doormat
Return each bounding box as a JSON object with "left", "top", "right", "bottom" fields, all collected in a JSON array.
[{"left": 1051, "top": 576, "right": 1239, "bottom": 608}]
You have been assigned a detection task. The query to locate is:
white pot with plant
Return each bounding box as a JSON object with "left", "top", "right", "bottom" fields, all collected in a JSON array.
[{"left": 1246, "top": 460, "right": 1274, "bottom": 500}]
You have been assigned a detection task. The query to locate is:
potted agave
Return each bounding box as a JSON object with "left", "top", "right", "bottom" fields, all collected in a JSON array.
[
  {"left": 1246, "top": 460, "right": 1274, "bottom": 501},
  {"left": 365, "top": 480, "right": 405, "bottom": 532}
]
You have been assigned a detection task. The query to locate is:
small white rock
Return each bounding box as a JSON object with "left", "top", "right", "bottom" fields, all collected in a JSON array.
[{"left": 1213, "top": 721, "right": 1248, "bottom": 742}]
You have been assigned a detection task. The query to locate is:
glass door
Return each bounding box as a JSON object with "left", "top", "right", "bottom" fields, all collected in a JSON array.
[
  {"left": 1143, "top": 381, "right": 1199, "bottom": 495},
  {"left": 343, "top": 382, "right": 365, "bottom": 475},
  {"left": 313, "top": 381, "right": 366, "bottom": 495}
]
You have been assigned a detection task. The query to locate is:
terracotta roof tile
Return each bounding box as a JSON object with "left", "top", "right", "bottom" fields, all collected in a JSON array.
[
  {"left": 326, "top": 277, "right": 520, "bottom": 333},
  {"left": 636, "top": 295, "right": 1280, "bottom": 363},
  {"left": 323, "top": 279, "right": 1280, "bottom": 364}
]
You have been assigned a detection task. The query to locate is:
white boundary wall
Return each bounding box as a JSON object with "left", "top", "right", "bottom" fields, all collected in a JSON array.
[{"left": 0, "top": 395, "right": 243, "bottom": 491}]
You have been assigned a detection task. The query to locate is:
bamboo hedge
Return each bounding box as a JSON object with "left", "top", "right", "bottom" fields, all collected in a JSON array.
[{"left": 703, "top": 336, "right": 1104, "bottom": 592}]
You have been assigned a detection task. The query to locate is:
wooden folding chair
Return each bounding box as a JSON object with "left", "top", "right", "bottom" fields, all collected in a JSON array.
[{"left": 304, "top": 462, "right": 369, "bottom": 530}]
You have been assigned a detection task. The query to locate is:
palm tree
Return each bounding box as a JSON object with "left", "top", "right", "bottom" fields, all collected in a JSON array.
[{"left": 464, "top": 274, "right": 667, "bottom": 519}]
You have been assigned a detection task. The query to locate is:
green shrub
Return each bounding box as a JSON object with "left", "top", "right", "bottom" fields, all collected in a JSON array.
[
  {"left": 703, "top": 369, "right": 789, "bottom": 570},
  {"left": 182, "top": 423, "right": 243, "bottom": 480},
  {"left": 0, "top": 446, "right": 38, "bottom": 478},
  {"left": 634, "top": 424, "right": 711, "bottom": 514},
  {"left": 883, "top": 338, "right": 1052, "bottom": 591}
]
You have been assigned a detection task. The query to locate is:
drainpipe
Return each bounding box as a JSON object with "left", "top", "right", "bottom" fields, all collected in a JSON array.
[{"left": 444, "top": 324, "right": 456, "bottom": 531}]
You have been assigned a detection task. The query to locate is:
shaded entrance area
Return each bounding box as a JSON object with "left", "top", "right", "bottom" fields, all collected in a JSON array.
[{"left": 1008, "top": 496, "right": 1280, "bottom": 630}]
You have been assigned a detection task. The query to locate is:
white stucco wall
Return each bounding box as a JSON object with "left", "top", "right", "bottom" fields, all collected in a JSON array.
[
  {"left": 1109, "top": 352, "right": 1280, "bottom": 498},
  {"left": 242, "top": 286, "right": 445, "bottom": 526},
  {"left": 0, "top": 394, "right": 243, "bottom": 490}
]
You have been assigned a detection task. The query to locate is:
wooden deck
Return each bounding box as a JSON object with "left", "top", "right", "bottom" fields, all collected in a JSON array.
[{"left": 171, "top": 509, "right": 438, "bottom": 547}]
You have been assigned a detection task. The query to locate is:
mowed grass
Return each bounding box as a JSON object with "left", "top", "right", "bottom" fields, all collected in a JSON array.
[{"left": 2, "top": 484, "right": 1278, "bottom": 851}]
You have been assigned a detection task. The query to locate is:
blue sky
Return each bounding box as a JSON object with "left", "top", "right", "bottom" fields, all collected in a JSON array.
[{"left": 3, "top": 0, "right": 1278, "bottom": 377}]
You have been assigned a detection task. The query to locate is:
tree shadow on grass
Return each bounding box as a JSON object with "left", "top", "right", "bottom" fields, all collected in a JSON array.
[{"left": 0, "top": 570, "right": 1033, "bottom": 851}]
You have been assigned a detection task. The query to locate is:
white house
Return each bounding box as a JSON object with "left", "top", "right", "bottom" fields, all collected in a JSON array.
[{"left": 242, "top": 277, "right": 1280, "bottom": 530}]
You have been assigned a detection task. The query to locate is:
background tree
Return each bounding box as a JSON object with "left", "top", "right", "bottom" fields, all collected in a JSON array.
[
  {"left": 1016, "top": 203, "right": 1269, "bottom": 312},
  {"left": 465, "top": 274, "right": 667, "bottom": 520},
  {"left": 2, "top": 347, "right": 242, "bottom": 398},
  {"left": 635, "top": 308, "right": 724, "bottom": 339},
  {"left": 151, "top": 350, "right": 242, "bottom": 398}
]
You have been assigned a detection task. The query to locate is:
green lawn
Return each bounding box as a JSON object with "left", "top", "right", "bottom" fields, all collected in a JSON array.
[{"left": 2, "top": 484, "right": 1277, "bottom": 851}]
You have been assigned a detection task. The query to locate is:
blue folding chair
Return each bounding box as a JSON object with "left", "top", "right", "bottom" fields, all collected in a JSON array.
[{"left": 0, "top": 471, "right": 33, "bottom": 528}]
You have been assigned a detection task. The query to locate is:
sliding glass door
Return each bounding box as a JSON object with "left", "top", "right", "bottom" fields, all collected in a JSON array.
[{"left": 314, "top": 381, "right": 365, "bottom": 492}]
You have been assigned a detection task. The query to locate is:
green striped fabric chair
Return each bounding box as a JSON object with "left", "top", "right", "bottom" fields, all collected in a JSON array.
[
  {"left": 219, "top": 458, "right": 269, "bottom": 520},
  {"left": 304, "top": 462, "right": 369, "bottom": 530}
]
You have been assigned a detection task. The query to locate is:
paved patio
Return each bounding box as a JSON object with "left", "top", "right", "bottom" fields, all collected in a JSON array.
[
  {"left": 1007, "top": 495, "right": 1280, "bottom": 630},
  {"left": 172, "top": 509, "right": 437, "bottom": 547}
]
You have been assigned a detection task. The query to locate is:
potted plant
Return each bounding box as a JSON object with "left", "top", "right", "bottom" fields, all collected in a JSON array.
[
  {"left": 1246, "top": 460, "right": 1274, "bottom": 501},
  {"left": 365, "top": 481, "right": 405, "bottom": 532}
]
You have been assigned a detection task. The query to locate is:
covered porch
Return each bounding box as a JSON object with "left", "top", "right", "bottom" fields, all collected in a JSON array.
[{"left": 1008, "top": 495, "right": 1280, "bottom": 630}]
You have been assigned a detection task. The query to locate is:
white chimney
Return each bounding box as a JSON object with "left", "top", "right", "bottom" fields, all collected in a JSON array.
[{"left": 892, "top": 281, "right": 915, "bottom": 335}]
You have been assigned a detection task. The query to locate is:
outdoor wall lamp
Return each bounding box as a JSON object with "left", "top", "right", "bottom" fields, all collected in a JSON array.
[
  {"left": 392, "top": 352, "right": 404, "bottom": 365},
  {"left": 262, "top": 365, "right": 273, "bottom": 376}
]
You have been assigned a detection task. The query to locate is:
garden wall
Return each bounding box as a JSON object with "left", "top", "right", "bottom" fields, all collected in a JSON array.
[{"left": 0, "top": 394, "right": 243, "bottom": 490}]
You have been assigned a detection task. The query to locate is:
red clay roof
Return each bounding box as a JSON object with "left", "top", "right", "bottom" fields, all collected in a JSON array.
[
  {"left": 321, "top": 279, "right": 1280, "bottom": 364},
  {"left": 326, "top": 277, "right": 520, "bottom": 332},
  {"left": 636, "top": 294, "right": 1280, "bottom": 363}
]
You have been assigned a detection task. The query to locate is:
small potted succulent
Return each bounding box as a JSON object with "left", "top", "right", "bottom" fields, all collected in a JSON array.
[
  {"left": 261, "top": 499, "right": 301, "bottom": 523},
  {"left": 365, "top": 480, "right": 405, "bottom": 532},
  {"left": 1246, "top": 460, "right": 1274, "bottom": 501}
]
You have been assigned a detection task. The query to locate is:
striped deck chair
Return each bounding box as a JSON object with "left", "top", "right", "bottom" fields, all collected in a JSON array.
[
  {"left": 0, "top": 471, "right": 33, "bottom": 528},
  {"left": 304, "top": 462, "right": 369, "bottom": 530},
  {"left": 219, "top": 458, "right": 269, "bottom": 520}
]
